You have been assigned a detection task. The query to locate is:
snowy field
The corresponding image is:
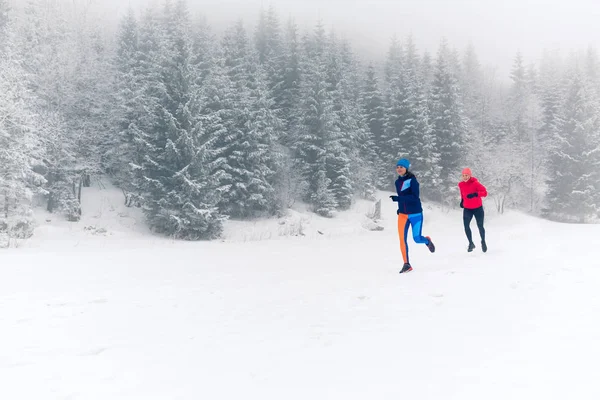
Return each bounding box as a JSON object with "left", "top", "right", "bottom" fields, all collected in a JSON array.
[{"left": 2, "top": 181, "right": 600, "bottom": 399}]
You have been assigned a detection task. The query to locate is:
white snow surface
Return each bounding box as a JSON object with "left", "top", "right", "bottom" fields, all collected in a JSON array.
[{"left": 2, "top": 180, "right": 600, "bottom": 399}]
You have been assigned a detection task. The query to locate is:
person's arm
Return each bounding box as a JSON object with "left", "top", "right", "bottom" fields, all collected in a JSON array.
[
  {"left": 410, "top": 178, "right": 420, "bottom": 199},
  {"left": 477, "top": 181, "right": 488, "bottom": 198},
  {"left": 468, "top": 181, "right": 487, "bottom": 198},
  {"left": 390, "top": 180, "right": 400, "bottom": 201}
]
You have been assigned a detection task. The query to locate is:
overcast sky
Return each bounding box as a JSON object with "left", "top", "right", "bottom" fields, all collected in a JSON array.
[{"left": 14, "top": 0, "right": 600, "bottom": 78}]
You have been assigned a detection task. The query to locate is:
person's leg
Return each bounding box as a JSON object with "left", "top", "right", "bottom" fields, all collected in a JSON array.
[
  {"left": 409, "top": 213, "right": 435, "bottom": 252},
  {"left": 397, "top": 213, "right": 411, "bottom": 264},
  {"left": 473, "top": 207, "right": 486, "bottom": 252},
  {"left": 473, "top": 207, "right": 485, "bottom": 242},
  {"left": 463, "top": 208, "right": 474, "bottom": 244},
  {"left": 408, "top": 213, "right": 428, "bottom": 244}
]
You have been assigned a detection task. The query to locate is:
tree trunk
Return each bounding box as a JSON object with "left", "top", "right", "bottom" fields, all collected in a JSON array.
[
  {"left": 4, "top": 190, "right": 8, "bottom": 219},
  {"left": 47, "top": 191, "right": 55, "bottom": 213},
  {"left": 83, "top": 173, "right": 91, "bottom": 187},
  {"left": 373, "top": 199, "right": 381, "bottom": 220}
]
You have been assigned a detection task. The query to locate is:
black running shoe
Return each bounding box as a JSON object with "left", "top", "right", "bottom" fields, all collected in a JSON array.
[
  {"left": 425, "top": 236, "right": 435, "bottom": 253},
  {"left": 481, "top": 240, "right": 487, "bottom": 253},
  {"left": 399, "top": 263, "right": 413, "bottom": 274},
  {"left": 467, "top": 242, "right": 475, "bottom": 252}
]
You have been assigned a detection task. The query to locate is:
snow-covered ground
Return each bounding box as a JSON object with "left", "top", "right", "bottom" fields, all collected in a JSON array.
[{"left": 2, "top": 180, "right": 600, "bottom": 399}]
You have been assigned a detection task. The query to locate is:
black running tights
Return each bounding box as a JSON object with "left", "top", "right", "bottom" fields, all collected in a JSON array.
[{"left": 463, "top": 206, "right": 485, "bottom": 244}]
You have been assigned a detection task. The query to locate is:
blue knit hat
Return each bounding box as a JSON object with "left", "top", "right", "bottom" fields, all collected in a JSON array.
[{"left": 396, "top": 158, "right": 410, "bottom": 169}]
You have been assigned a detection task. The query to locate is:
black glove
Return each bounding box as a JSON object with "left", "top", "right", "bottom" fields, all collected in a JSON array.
[
  {"left": 390, "top": 195, "right": 399, "bottom": 202},
  {"left": 460, "top": 199, "right": 464, "bottom": 208},
  {"left": 466, "top": 192, "right": 478, "bottom": 199}
]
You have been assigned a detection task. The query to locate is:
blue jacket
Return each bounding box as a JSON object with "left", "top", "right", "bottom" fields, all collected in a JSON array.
[{"left": 393, "top": 172, "right": 423, "bottom": 215}]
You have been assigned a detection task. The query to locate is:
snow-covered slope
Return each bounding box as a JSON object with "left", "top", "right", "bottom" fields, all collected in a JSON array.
[{"left": 2, "top": 179, "right": 600, "bottom": 399}]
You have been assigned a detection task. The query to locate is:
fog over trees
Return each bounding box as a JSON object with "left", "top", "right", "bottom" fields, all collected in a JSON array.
[{"left": 1, "top": 0, "right": 599, "bottom": 240}]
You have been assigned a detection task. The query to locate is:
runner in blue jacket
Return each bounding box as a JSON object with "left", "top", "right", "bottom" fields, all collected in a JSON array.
[{"left": 389, "top": 158, "right": 435, "bottom": 273}]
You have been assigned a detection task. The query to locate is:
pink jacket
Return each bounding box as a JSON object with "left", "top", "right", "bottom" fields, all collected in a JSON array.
[{"left": 458, "top": 177, "right": 487, "bottom": 209}]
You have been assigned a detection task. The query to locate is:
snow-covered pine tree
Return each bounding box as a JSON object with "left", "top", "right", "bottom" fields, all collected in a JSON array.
[
  {"left": 361, "top": 63, "right": 387, "bottom": 189},
  {"left": 128, "top": 1, "right": 225, "bottom": 239},
  {"left": 483, "top": 120, "right": 516, "bottom": 214},
  {"left": 0, "top": 7, "right": 45, "bottom": 239},
  {"left": 254, "top": 5, "right": 284, "bottom": 95},
  {"left": 15, "top": 0, "right": 84, "bottom": 220},
  {"left": 311, "top": 169, "right": 337, "bottom": 218},
  {"left": 428, "top": 39, "right": 468, "bottom": 202},
  {"left": 17, "top": 1, "right": 111, "bottom": 213},
  {"left": 544, "top": 70, "right": 600, "bottom": 222},
  {"left": 460, "top": 44, "right": 483, "bottom": 117},
  {"left": 381, "top": 36, "right": 439, "bottom": 194},
  {"left": 322, "top": 35, "right": 357, "bottom": 209},
  {"left": 400, "top": 36, "right": 440, "bottom": 199},
  {"left": 458, "top": 44, "right": 494, "bottom": 191},
  {"left": 188, "top": 15, "right": 218, "bottom": 90},
  {"left": 508, "top": 53, "right": 529, "bottom": 142},
  {"left": 383, "top": 38, "right": 411, "bottom": 187},
  {"left": 506, "top": 52, "right": 543, "bottom": 210},
  {"left": 470, "top": 67, "right": 507, "bottom": 210},
  {"left": 585, "top": 46, "right": 600, "bottom": 96},
  {"left": 292, "top": 23, "right": 343, "bottom": 217},
  {"left": 340, "top": 41, "right": 377, "bottom": 201},
  {"left": 105, "top": 7, "right": 142, "bottom": 195},
  {"left": 217, "top": 20, "right": 280, "bottom": 218},
  {"left": 420, "top": 51, "right": 434, "bottom": 95},
  {"left": 536, "top": 50, "right": 565, "bottom": 208},
  {"left": 129, "top": 3, "right": 191, "bottom": 235},
  {"left": 63, "top": 19, "right": 114, "bottom": 191},
  {"left": 123, "top": 5, "right": 165, "bottom": 209},
  {"left": 278, "top": 17, "right": 302, "bottom": 145},
  {"left": 270, "top": 17, "right": 304, "bottom": 209},
  {"left": 459, "top": 44, "right": 482, "bottom": 158},
  {"left": 384, "top": 36, "right": 403, "bottom": 83}
]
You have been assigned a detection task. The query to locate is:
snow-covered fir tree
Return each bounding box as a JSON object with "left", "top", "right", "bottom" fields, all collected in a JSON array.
[
  {"left": 3, "top": 0, "right": 600, "bottom": 243},
  {"left": 536, "top": 50, "right": 565, "bottom": 202},
  {"left": 65, "top": 23, "right": 113, "bottom": 187},
  {"left": 15, "top": 1, "right": 85, "bottom": 219},
  {"left": 399, "top": 36, "right": 440, "bottom": 198},
  {"left": 340, "top": 41, "right": 377, "bottom": 200},
  {"left": 506, "top": 52, "right": 543, "bottom": 210},
  {"left": 544, "top": 70, "right": 600, "bottom": 222},
  {"left": 254, "top": 5, "right": 285, "bottom": 96},
  {"left": 428, "top": 39, "right": 468, "bottom": 201},
  {"left": 420, "top": 51, "right": 434, "bottom": 94},
  {"left": 0, "top": 6, "right": 45, "bottom": 238},
  {"left": 459, "top": 43, "right": 483, "bottom": 160},
  {"left": 382, "top": 38, "right": 410, "bottom": 187},
  {"left": 127, "top": 1, "right": 226, "bottom": 239},
  {"left": 323, "top": 35, "right": 359, "bottom": 208},
  {"left": 585, "top": 47, "right": 600, "bottom": 96},
  {"left": 216, "top": 20, "right": 281, "bottom": 218},
  {"left": 361, "top": 63, "right": 387, "bottom": 189},
  {"left": 105, "top": 7, "right": 141, "bottom": 193},
  {"left": 292, "top": 23, "right": 348, "bottom": 217},
  {"left": 458, "top": 44, "right": 498, "bottom": 192},
  {"left": 278, "top": 18, "right": 302, "bottom": 145}
]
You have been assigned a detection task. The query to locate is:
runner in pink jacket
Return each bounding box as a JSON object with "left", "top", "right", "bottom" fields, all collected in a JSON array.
[{"left": 458, "top": 168, "right": 488, "bottom": 252}]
